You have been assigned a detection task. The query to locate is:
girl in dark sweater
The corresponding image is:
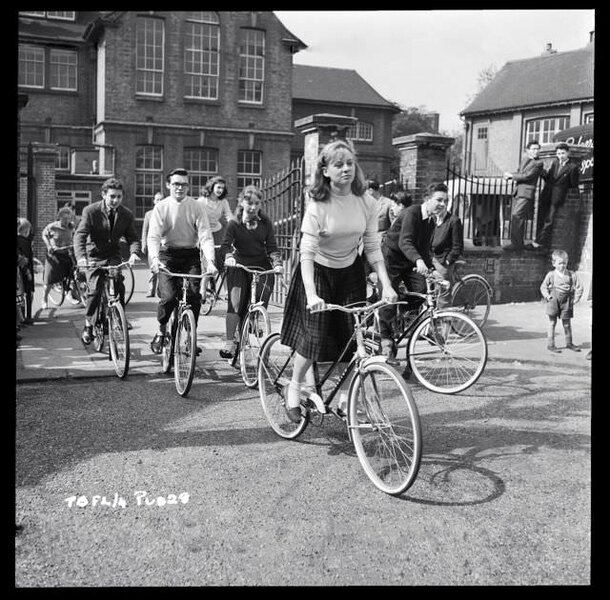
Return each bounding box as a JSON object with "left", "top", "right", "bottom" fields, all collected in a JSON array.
[{"left": 219, "top": 185, "right": 283, "bottom": 358}]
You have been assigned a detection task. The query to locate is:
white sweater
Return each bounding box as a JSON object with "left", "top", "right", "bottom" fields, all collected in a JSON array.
[
  {"left": 147, "top": 196, "right": 215, "bottom": 264},
  {"left": 300, "top": 192, "right": 383, "bottom": 268}
]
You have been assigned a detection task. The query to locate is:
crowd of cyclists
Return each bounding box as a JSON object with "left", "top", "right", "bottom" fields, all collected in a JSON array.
[{"left": 17, "top": 140, "right": 466, "bottom": 421}]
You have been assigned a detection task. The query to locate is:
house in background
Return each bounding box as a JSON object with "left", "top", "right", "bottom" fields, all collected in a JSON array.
[
  {"left": 291, "top": 64, "right": 400, "bottom": 183},
  {"left": 461, "top": 33, "right": 594, "bottom": 176}
]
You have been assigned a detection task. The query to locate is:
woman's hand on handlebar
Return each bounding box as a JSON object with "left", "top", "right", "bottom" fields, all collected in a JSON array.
[
  {"left": 414, "top": 259, "right": 428, "bottom": 275},
  {"left": 128, "top": 253, "right": 140, "bottom": 266},
  {"left": 225, "top": 256, "right": 236, "bottom": 268},
  {"left": 306, "top": 293, "right": 325, "bottom": 312}
]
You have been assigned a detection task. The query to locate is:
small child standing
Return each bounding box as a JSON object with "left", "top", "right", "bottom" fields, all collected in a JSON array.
[{"left": 539, "top": 249, "right": 583, "bottom": 353}]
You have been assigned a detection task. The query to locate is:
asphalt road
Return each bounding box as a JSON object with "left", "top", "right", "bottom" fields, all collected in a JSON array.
[{"left": 15, "top": 355, "right": 591, "bottom": 586}]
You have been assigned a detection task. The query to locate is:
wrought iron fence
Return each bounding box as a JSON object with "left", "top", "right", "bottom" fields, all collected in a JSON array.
[
  {"left": 445, "top": 163, "right": 543, "bottom": 248},
  {"left": 260, "top": 157, "right": 305, "bottom": 305}
]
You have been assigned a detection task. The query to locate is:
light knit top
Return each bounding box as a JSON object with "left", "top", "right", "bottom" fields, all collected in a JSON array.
[
  {"left": 300, "top": 192, "right": 383, "bottom": 268},
  {"left": 42, "top": 220, "right": 73, "bottom": 250},
  {"left": 147, "top": 195, "right": 215, "bottom": 264},
  {"left": 198, "top": 196, "right": 233, "bottom": 233},
  {"left": 539, "top": 269, "right": 584, "bottom": 302}
]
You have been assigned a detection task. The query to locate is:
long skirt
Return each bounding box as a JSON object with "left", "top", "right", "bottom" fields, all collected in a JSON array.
[
  {"left": 280, "top": 255, "right": 366, "bottom": 362},
  {"left": 44, "top": 251, "right": 73, "bottom": 285}
]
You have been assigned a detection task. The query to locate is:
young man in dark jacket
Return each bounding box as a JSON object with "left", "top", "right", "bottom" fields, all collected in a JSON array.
[
  {"left": 73, "top": 177, "right": 141, "bottom": 345},
  {"left": 379, "top": 182, "right": 447, "bottom": 360}
]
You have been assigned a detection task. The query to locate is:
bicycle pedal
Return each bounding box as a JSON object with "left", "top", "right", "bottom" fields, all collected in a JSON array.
[{"left": 304, "top": 391, "right": 326, "bottom": 414}]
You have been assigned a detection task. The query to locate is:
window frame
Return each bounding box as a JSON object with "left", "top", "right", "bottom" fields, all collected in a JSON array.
[
  {"left": 18, "top": 44, "right": 45, "bottom": 89},
  {"left": 238, "top": 28, "right": 265, "bottom": 105},
  {"left": 525, "top": 116, "right": 570, "bottom": 145},
  {"left": 55, "top": 145, "right": 71, "bottom": 171},
  {"left": 135, "top": 145, "right": 164, "bottom": 222},
  {"left": 135, "top": 16, "right": 165, "bottom": 97},
  {"left": 183, "top": 15, "right": 220, "bottom": 100},
  {"left": 184, "top": 148, "right": 219, "bottom": 197},
  {"left": 347, "top": 120, "right": 374, "bottom": 143},
  {"left": 49, "top": 48, "right": 78, "bottom": 91},
  {"left": 237, "top": 149, "right": 262, "bottom": 191}
]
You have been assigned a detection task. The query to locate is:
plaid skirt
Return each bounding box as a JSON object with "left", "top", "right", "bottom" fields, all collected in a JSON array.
[{"left": 280, "top": 255, "right": 366, "bottom": 362}]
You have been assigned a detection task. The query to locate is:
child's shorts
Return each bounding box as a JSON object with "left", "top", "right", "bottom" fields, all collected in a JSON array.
[{"left": 545, "top": 291, "right": 573, "bottom": 319}]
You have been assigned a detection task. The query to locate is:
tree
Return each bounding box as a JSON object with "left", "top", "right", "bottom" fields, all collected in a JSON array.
[
  {"left": 392, "top": 105, "right": 438, "bottom": 138},
  {"left": 464, "top": 64, "right": 499, "bottom": 107}
]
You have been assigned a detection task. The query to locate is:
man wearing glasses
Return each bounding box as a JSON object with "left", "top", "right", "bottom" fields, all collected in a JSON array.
[{"left": 147, "top": 168, "right": 217, "bottom": 354}]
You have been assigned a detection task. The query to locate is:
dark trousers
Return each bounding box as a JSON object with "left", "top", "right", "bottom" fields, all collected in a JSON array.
[
  {"left": 378, "top": 259, "right": 426, "bottom": 339},
  {"left": 510, "top": 197, "right": 532, "bottom": 248},
  {"left": 226, "top": 267, "right": 274, "bottom": 318},
  {"left": 535, "top": 203, "right": 560, "bottom": 247},
  {"left": 156, "top": 247, "right": 201, "bottom": 326},
  {"left": 85, "top": 265, "right": 125, "bottom": 319}
]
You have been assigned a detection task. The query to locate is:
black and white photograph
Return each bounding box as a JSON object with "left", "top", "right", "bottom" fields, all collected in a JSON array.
[{"left": 15, "top": 9, "right": 593, "bottom": 587}]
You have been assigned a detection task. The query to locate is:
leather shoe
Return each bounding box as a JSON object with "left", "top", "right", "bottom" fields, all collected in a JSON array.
[
  {"left": 81, "top": 325, "right": 94, "bottom": 345},
  {"left": 565, "top": 343, "right": 581, "bottom": 352},
  {"left": 285, "top": 406, "right": 302, "bottom": 423},
  {"left": 547, "top": 344, "right": 561, "bottom": 353}
]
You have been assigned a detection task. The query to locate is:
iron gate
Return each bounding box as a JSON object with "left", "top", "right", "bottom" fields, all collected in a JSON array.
[
  {"left": 445, "top": 163, "right": 543, "bottom": 248},
  {"left": 261, "top": 157, "right": 305, "bottom": 306}
]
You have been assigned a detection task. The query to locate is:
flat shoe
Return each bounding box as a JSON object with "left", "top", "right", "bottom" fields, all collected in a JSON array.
[
  {"left": 219, "top": 349, "right": 233, "bottom": 359},
  {"left": 150, "top": 333, "right": 165, "bottom": 354},
  {"left": 285, "top": 406, "right": 302, "bottom": 423},
  {"left": 81, "top": 325, "right": 94, "bottom": 345}
]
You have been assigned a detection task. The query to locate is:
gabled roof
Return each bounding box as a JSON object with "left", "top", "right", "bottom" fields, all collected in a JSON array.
[
  {"left": 18, "top": 12, "right": 101, "bottom": 44},
  {"left": 293, "top": 64, "right": 399, "bottom": 111},
  {"left": 461, "top": 43, "right": 594, "bottom": 116}
]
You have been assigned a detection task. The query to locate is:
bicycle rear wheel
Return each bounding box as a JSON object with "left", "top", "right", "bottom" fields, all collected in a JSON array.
[
  {"left": 348, "top": 360, "right": 421, "bottom": 496},
  {"left": 240, "top": 305, "right": 271, "bottom": 388},
  {"left": 258, "top": 333, "right": 309, "bottom": 439},
  {"left": 174, "top": 308, "right": 197, "bottom": 397},
  {"left": 408, "top": 311, "right": 487, "bottom": 394},
  {"left": 451, "top": 274, "right": 492, "bottom": 328},
  {"left": 123, "top": 264, "right": 135, "bottom": 306},
  {"left": 108, "top": 302, "right": 130, "bottom": 378},
  {"left": 47, "top": 281, "right": 66, "bottom": 306},
  {"left": 162, "top": 310, "right": 177, "bottom": 374}
]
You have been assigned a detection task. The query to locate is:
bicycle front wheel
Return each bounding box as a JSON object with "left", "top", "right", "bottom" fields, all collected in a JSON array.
[
  {"left": 258, "top": 333, "right": 309, "bottom": 439},
  {"left": 240, "top": 306, "right": 271, "bottom": 388},
  {"left": 108, "top": 302, "right": 130, "bottom": 378},
  {"left": 47, "top": 282, "right": 66, "bottom": 306},
  {"left": 123, "top": 264, "right": 135, "bottom": 306},
  {"left": 348, "top": 360, "right": 421, "bottom": 496},
  {"left": 451, "top": 275, "right": 492, "bottom": 328},
  {"left": 174, "top": 308, "right": 197, "bottom": 397},
  {"left": 93, "top": 303, "right": 106, "bottom": 353},
  {"left": 408, "top": 311, "right": 487, "bottom": 394}
]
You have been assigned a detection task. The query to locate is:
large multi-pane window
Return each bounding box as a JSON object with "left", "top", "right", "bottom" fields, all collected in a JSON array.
[
  {"left": 18, "top": 44, "right": 45, "bottom": 88},
  {"left": 525, "top": 116, "right": 570, "bottom": 145},
  {"left": 237, "top": 150, "right": 262, "bottom": 190},
  {"left": 136, "top": 17, "right": 164, "bottom": 96},
  {"left": 135, "top": 146, "right": 163, "bottom": 221},
  {"left": 20, "top": 11, "right": 75, "bottom": 20},
  {"left": 184, "top": 12, "right": 219, "bottom": 100},
  {"left": 56, "top": 190, "right": 91, "bottom": 218},
  {"left": 238, "top": 28, "right": 264, "bottom": 104},
  {"left": 347, "top": 121, "right": 374, "bottom": 142},
  {"left": 50, "top": 49, "right": 78, "bottom": 91},
  {"left": 184, "top": 148, "right": 218, "bottom": 197}
]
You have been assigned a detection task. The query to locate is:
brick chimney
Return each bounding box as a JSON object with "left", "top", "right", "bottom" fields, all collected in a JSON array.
[{"left": 543, "top": 42, "right": 557, "bottom": 55}]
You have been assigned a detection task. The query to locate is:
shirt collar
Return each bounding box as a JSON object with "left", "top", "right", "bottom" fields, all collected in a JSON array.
[{"left": 421, "top": 203, "right": 431, "bottom": 220}]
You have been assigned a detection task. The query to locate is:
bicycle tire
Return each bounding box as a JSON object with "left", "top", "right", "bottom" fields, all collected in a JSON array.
[
  {"left": 258, "top": 333, "right": 309, "bottom": 439},
  {"left": 123, "top": 264, "right": 135, "bottom": 306},
  {"left": 201, "top": 271, "right": 223, "bottom": 316},
  {"left": 162, "top": 310, "right": 177, "bottom": 374},
  {"left": 239, "top": 305, "right": 271, "bottom": 388},
  {"left": 451, "top": 274, "right": 492, "bottom": 328},
  {"left": 47, "top": 281, "right": 66, "bottom": 307},
  {"left": 407, "top": 311, "right": 487, "bottom": 394},
  {"left": 174, "top": 308, "right": 197, "bottom": 397},
  {"left": 108, "top": 302, "right": 130, "bottom": 378},
  {"left": 93, "top": 308, "right": 106, "bottom": 352},
  {"left": 348, "top": 359, "right": 422, "bottom": 496}
]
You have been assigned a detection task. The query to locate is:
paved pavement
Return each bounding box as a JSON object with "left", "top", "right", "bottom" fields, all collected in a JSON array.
[{"left": 16, "top": 264, "right": 593, "bottom": 382}]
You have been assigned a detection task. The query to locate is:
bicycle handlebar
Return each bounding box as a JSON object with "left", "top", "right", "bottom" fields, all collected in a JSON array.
[
  {"left": 79, "top": 260, "right": 132, "bottom": 270},
  {"left": 229, "top": 263, "right": 282, "bottom": 276},
  {"left": 159, "top": 266, "right": 214, "bottom": 280},
  {"left": 310, "top": 298, "right": 393, "bottom": 315}
]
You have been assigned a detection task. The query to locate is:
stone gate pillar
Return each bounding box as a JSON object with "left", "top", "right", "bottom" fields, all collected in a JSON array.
[
  {"left": 295, "top": 113, "right": 357, "bottom": 187},
  {"left": 393, "top": 132, "right": 454, "bottom": 203}
]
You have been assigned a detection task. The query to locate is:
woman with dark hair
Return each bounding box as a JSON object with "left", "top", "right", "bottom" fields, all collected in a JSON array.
[
  {"left": 41, "top": 206, "right": 78, "bottom": 309},
  {"left": 219, "top": 185, "right": 283, "bottom": 358},
  {"left": 199, "top": 176, "right": 234, "bottom": 274},
  {"left": 280, "top": 140, "right": 397, "bottom": 422}
]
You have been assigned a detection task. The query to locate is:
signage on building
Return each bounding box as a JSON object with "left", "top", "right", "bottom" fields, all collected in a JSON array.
[{"left": 554, "top": 123, "right": 593, "bottom": 181}]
